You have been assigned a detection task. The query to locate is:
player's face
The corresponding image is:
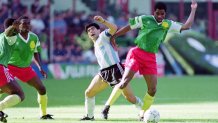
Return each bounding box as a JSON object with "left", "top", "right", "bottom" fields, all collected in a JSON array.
[
  {"left": 19, "top": 19, "right": 31, "bottom": 33},
  {"left": 154, "top": 9, "right": 166, "bottom": 23},
  {"left": 87, "top": 26, "right": 100, "bottom": 41}
]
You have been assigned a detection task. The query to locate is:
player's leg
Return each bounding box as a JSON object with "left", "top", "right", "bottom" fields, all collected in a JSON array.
[
  {"left": 0, "top": 80, "right": 25, "bottom": 111},
  {"left": 122, "top": 84, "right": 143, "bottom": 110},
  {"left": 8, "top": 65, "right": 52, "bottom": 119},
  {"left": 26, "top": 76, "right": 53, "bottom": 119},
  {"left": 104, "top": 67, "right": 135, "bottom": 107},
  {"left": 81, "top": 74, "right": 109, "bottom": 120},
  {"left": 139, "top": 74, "right": 157, "bottom": 119},
  {"left": 0, "top": 66, "right": 25, "bottom": 111},
  {"left": 102, "top": 68, "right": 136, "bottom": 120},
  {"left": 0, "top": 71, "right": 25, "bottom": 123}
]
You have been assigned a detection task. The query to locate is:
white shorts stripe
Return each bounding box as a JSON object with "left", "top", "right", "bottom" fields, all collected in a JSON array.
[{"left": 3, "top": 67, "right": 13, "bottom": 82}]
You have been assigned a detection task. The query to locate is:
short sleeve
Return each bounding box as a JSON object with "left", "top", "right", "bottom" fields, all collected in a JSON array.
[
  {"left": 168, "top": 21, "right": 182, "bottom": 33},
  {"left": 4, "top": 34, "right": 17, "bottom": 45},
  {"left": 129, "top": 15, "right": 143, "bottom": 29},
  {"left": 104, "top": 29, "right": 112, "bottom": 37},
  {"left": 35, "top": 36, "right": 41, "bottom": 52}
]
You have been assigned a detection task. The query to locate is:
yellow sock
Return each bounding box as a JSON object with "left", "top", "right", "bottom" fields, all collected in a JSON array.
[
  {"left": 142, "top": 93, "right": 155, "bottom": 111},
  {"left": 37, "top": 93, "right": 47, "bottom": 116},
  {"left": 105, "top": 86, "right": 122, "bottom": 106}
]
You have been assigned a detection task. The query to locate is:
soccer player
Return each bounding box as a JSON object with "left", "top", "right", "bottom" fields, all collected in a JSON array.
[
  {"left": 7, "top": 16, "right": 53, "bottom": 119},
  {"left": 0, "top": 18, "right": 25, "bottom": 122},
  {"left": 80, "top": 16, "right": 143, "bottom": 120},
  {"left": 102, "top": 0, "right": 198, "bottom": 120}
]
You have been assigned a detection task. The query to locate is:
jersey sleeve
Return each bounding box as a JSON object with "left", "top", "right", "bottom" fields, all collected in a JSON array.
[
  {"left": 35, "top": 36, "right": 41, "bottom": 53},
  {"left": 168, "top": 21, "right": 182, "bottom": 33},
  {"left": 4, "top": 34, "right": 17, "bottom": 45},
  {"left": 129, "top": 15, "right": 143, "bottom": 30},
  {"left": 100, "top": 30, "right": 110, "bottom": 42}
]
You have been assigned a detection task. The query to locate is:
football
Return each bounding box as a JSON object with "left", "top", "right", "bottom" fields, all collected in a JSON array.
[{"left": 143, "top": 108, "right": 160, "bottom": 123}]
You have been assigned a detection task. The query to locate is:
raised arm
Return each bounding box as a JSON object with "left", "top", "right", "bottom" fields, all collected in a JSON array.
[
  {"left": 94, "top": 16, "right": 117, "bottom": 35},
  {"left": 181, "top": 0, "right": 197, "bottom": 31},
  {"left": 4, "top": 20, "right": 19, "bottom": 37},
  {"left": 113, "top": 25, "right": 131, "bottom": 38}
]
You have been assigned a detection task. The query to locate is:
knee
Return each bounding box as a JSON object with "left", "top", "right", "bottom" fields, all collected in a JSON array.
[
  {"left": 15, "top": 90, "right": 25, "bottom": 101},
  {"left": 148, "top": 87, "right": 157, "bottom": 96},
  {"left": 38, "top": 85, "right": 46, "bottom": 95},
  {"left": 85, "top": 89, "right": 94, "bottom": 98}
]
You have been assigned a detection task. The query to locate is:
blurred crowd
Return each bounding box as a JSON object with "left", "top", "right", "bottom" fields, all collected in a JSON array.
[{"left": 0, "top": 0, "right": 207, "bottom": 64}]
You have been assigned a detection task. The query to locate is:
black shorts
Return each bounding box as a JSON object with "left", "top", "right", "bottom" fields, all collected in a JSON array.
[{"left": 99, "top": 63, "right": 124, "bottom": 87}]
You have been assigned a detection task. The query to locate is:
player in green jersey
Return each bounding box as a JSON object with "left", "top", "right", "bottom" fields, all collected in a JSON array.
[
  {"left": 7, "top": 16, "right": 53, "bottom": 119},
  {"left": 0, "top": 18, "right": 24, "bottom": 123},
  {"left": 102, "top": 0, "right": 198, "bottom": 120}
]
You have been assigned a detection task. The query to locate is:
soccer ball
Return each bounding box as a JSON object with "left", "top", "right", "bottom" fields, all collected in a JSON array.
[{"left": 143, "top": 108, "right": 160, "bottom": 123}]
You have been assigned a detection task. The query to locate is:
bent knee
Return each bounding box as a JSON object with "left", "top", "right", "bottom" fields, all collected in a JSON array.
[
  {"left": 15, "top": 91, "right": 25, "bottom": 101},
  {"left": 85, "top": 89, "right": 95, "bottom": 98},
  {"left": 148, "top": 87, "right": 157, "bottom": 96},
  {"left": 37, "top": 85, "right": 46, "bottom": 95}
]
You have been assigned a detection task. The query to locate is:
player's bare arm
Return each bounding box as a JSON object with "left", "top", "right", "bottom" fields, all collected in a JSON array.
[
  {"left": 181, "top": 0, "right": 197, "bottom": 31},
  {"left": 34, "top": 53, "right": 47, "bottom": 78},
  {"left": 4, "top": 20, "right": 19, "bottom": 37},
  {"left": 113, "top": 25, "right": 131, "bottom": 38},
  {"left": 94, "top": 16, "right": 117, "bottom": 35}
]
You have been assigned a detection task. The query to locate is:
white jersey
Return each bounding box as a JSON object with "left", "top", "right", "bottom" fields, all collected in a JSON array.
[{"left": 94, "top": 30, "right": 120, "bottom": 69}]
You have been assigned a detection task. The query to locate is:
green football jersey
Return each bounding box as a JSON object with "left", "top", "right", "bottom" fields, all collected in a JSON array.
[
  {"left": 8, "top": 32, "right": 41, "bottom": 67},
  {"left": 129, "top": 15, "right": 182, "bottom": 53},
  {"left": 0, "top": 32, "right": 16, "bottom": 66}
]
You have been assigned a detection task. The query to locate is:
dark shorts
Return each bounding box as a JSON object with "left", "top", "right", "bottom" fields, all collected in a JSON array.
[{"left": 99, "top": 63, "right": 124, "bottom": 87}]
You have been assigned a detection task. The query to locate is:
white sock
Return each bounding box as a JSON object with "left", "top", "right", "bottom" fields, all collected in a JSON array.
[
  {"left": 85, "top": 96, "right": 95, "bottom": 118},
  {"left": 0, "top": 94, "right": 21, "bottom": 111},
  {"left": 135, "top": 96, "right": 143, "bottom": 110}
]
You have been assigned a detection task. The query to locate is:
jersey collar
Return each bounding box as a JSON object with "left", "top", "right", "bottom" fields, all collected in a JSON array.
[
  {"left": 152, "top": 16, "right": 163, "bottom": 25},
  {"left": 19, "top": 32, "right": 30, "bottom": 43}
]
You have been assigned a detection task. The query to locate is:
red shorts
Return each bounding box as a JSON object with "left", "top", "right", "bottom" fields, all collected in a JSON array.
[
  {"left": 0, "top": 65, "right": 14, "bottom": 87},
  {"left": 125, "top": 47, "right": 157, "bottom": 75},
  {"left": 8, "top": 65, "right": 37, "bottom": 82}
]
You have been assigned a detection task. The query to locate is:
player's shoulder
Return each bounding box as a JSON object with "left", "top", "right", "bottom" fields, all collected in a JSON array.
[{"left": 29, "top": 31, "right": 38, "bottom": 37}]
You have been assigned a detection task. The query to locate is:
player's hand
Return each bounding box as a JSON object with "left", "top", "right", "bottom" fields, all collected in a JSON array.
[
  {"left": 110, "top": 36, "right": 118, "bottom": 51},
  {"left": 94, "top": 16, "right": 105, "bottom": 23},
  {"left": 191, "top": 0, "right": 197, "bottom": 9},
  {"left": 12, "top": 20, "right": 20, "bottom": 33},
  {"left": 40, "top": 69, "right": 48, "bottom": 79}
]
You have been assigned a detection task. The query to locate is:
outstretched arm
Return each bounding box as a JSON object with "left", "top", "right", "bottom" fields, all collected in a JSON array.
[
  {"left": 94, "top": 16, "right": 117, "bottom": 35},
  {"left": 181, "top": 0, "right": 197, "bottom": 31},
  {"left": 113, "top": 25, "right": 131, "bottom": 38}
]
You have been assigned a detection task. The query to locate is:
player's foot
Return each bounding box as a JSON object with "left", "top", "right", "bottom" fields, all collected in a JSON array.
[
  {"left": 40, "top": 114, "right": 54, "bottom": 120},
  {"left": 101, "top": 105, "right": 110, "bottom": 120},
  {"left": 80, "top": 115, "right": 94, "bottom": 121},
  {"left": 0, "top": 111, "right": 8, "bottom": 123}
]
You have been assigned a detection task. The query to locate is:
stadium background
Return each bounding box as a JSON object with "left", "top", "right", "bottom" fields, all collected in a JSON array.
[{"left": 0, "top": 0, "right": 218, "bottom": 122}]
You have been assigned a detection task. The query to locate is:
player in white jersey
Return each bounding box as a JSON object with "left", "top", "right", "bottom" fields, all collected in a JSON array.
[{"left": 80, "top": 16, "right": 143, "bottom": 120}]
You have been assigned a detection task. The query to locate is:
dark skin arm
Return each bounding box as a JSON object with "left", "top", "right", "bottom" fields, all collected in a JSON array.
[
  {"left": 34, "top": 53, "right": 47, "bottom": 78},
  {"left": 4, "top": 20, "right": 20, "bottom": 37},
  {"left": 111, "top": 25, "right": 131, "bottom": 50}
]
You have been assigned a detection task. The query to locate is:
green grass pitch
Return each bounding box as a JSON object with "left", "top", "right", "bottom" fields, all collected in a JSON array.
[{"left": 2, "top": 76, "right": 218, "bottom": 122}]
